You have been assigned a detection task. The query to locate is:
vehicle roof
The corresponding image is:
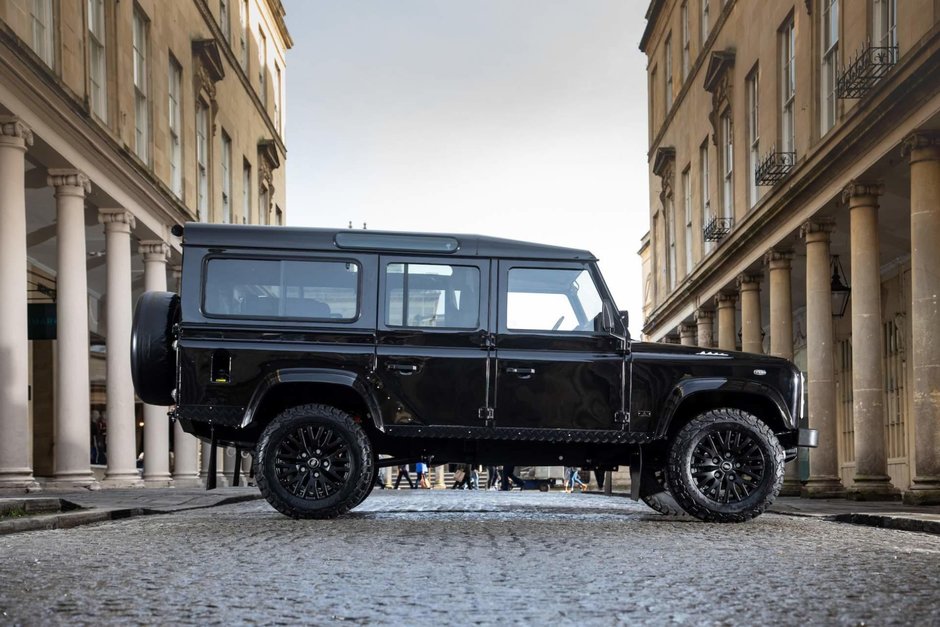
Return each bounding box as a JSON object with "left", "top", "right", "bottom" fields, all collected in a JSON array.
[{"left": 181, "top": 223, "right": 597, "bottom": 261}]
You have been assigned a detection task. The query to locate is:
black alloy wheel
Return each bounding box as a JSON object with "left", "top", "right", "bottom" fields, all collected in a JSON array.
[
  {"left": 666, "top": 408, "right": 784, "bottom": 523},
  {"left": 256, "top": 404, "right": 373, "bottom": 519}
]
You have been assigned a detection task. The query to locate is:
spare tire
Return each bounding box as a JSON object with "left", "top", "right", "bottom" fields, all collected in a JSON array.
[{"left": 131, "top": 291, "right": 180, "bottom": 406}]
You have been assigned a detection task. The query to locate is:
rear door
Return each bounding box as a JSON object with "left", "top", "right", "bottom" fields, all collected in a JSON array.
[
  {"left": 375, "top": 257, "right": 491, "bottom": 427},
  {"left": 494, "top": 261, "right": 623, "bottom": 431}
]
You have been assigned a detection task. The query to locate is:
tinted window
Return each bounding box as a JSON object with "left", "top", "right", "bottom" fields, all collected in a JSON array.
[
  {"left": 385, "top": 263, "right": 479, "bottom": 329},
  {"left": 204, "top": 258, "right": 359, "bottom": 320},
  {"left": 506, "top": 268, "right": 602, "bottom": 332}
]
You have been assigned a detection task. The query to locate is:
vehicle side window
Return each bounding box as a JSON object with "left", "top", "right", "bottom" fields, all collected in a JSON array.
[
  {"left": 385, "top": 263, "right": 480, "bottom": 329},
  {"left": 204, "top": 258, "right": 359, "bottom": 320},
  {"left": 506, "top": 268, "right": 602, "bottom": 332}
]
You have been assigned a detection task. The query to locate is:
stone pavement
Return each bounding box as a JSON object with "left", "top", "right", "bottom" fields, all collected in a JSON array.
[{"left": 2, "top": 486, "right": 939, "bottom": 535}]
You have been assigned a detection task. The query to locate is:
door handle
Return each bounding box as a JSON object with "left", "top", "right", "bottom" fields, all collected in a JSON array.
[
  {"left": 506, "top": 367, "right": 536, "bottom": 377},
  {"left": 386, "top": 363, "right": 419, "bottom": 374}
]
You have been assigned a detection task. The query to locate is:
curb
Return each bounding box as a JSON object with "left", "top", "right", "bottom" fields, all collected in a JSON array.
[
  {"left": 828, "top": 513, "right": 940, "bottom": 536},
  {"left": 0, "top": 492, "right": 263, "bottom": 536}
]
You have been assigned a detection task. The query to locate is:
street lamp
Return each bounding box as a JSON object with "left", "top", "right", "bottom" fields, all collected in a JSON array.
[{"left": 830, "top": 255, "right": 851, "bottom": 318}]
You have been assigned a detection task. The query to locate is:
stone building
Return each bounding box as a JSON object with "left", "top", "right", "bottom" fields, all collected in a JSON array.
[
  {"left": 0, "top": 0, "right": 291, "bottom": 491},
  {"left": 639, "top": 0, "right": 939, "bottom": 504}
]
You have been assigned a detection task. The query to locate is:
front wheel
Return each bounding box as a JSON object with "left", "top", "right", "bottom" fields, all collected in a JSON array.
[
  {"left": 256, "top": 404, "right": 374, "bottom": 519},
  {"left": 666, "top": 408, "right": 784, "bottom": 523}
]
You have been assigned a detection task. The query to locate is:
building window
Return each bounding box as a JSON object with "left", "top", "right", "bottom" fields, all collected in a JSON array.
[
  {"left": 132, "top": 7, "right": 150, "bottom": 164},
  {"left": 221, "top": 131, "right": 232, "bottom": 223},
  {"left": 821, "top": 0, "right": 839, "bottom": 134},
  {"left": 240, "top": 0, "right": 249, "bottom": 71},
  {"left": 196, "top": 101, "right": 209, "bottom": 221},
  {"left": 664, "top": 33, "right": 673, "bottom": 111},
  {"left": 667, "top": 197, "right": 677, "bottom": 290},
  {"left": 746, "top": 67, "right": 760, "bottom": 209},
  {"left": 258, "top": 28, "right": 267, "bottom": 106},
  {"left": 682, "top": 166, "right": 692, "bottom": 274},
  {"left": 30, "top": 0, "right": 55, "bottom": 68},
  {"left": 168, "top": 56, "right": 182, "bottom": 197},
  {"left": 649, "top": 67, "right": 658, "bottom": 136},
  {"left": 721, "top": 112, "right": 733, "bottom": 220},
  {"left": 701, "top": 0, "right": 710, "bottom": 44},
  {"left": 700, "top": 140, "right": 713, "bottom": 254},
  {"left": 274, "top": 63, "right": 282, "bottom": 132},
  {"left": 220, "top": 0, "right": 231, "bottom": 41},
  {"left": 259, "top": 185, "right": 270, "bottom": 225},
  {"left": 88, "top": 0, "right": 107, "bottom": 120},
  {"left": 681, "top": 1, "right": 690, "bottom": 80},
  {"left": 873, "top": 0, "right": 897, "bottom": 49},
  {"left": 780, "top": 15, "right": 796, "bottom": 155},
  {"left": 242, "top": 160, "right": 251, "bottom": 223}
]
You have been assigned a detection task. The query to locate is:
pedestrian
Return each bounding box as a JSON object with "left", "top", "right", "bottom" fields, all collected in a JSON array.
[
  {"left": 486, "top": 466, "right": 501, "bottom": 490},
  {"left": 451, "top": 465, "right": 466, "bottom": 489},
  {"left": 565, "top": 466, "right": 587, "bottom": 493},
  {"left": 501, "top": 465, "right": 525, "bottom": 490},
  {"left": 394, "top": 464, "right": 414, "bottom": 489},
  {"left": 375, "top": 466, "right": 387, "bottom": 489},
  {"left": 415, "top": 461, "right": 429, "bottom": 489}
]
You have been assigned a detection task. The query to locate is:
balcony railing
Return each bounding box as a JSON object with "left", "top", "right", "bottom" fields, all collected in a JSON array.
[
  {"left": 703, "top": 217, "right": 734, "bottom": 242},
  {"left": 755, "top": 148, "right": 796, "bottom": 186},
  {"left": 836, "top": 43, "right": 898, "bottom": 99}
]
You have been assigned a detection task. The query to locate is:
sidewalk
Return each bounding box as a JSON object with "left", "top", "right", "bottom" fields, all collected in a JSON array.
[
  {"left": 0, "top": 487, "right": 263, "bottom": 536},
  {"left": 770, "top": 496, "right": 940, "bottom": 535}
]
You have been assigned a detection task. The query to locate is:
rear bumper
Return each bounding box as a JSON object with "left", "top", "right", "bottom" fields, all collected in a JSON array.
[{"left": 798, "top": 428, "right": 818, "bottom": 448}]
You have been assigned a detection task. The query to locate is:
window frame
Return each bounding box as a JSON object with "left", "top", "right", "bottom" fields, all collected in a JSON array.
[
  {"left": 168, "top": 54, "right": 183, "bottom": 197},
  {"left": 682, "top": 165, "right": 693, "bottom": 274},
  {"left": 701, "top": 0, "right": 710, "bottom": 45},
  {"left": 746, "top": 66, "right": 760, "bottom": 209},
  {"left": 221, "top": 130, "right": 232, "bottom": 223},
  {"left": 200, "top": 254, "right": 363, "bottom": 323},
  {"left": 700, "top": 139, "right": 713, "bottom": 254},
  {"left": 132, "top": 5, "right": 150, "bottom": 165},
  {"left": 381, "top": 260, "right": 485, "bottom": 331},
  {"left": 664, "top": 32, "right": 674, "bottom": 111},
  {"left": 720, "top": 110, "right": 734, "bottom": 221},
  {"left": 820, "top": 0, "right": 840, "bottom": 134},
  {"left": 779, "top": 15, "right": 796, "bottom": 155},
  {"left": 242, "top": 160, "right": 251, "bottom": 224},
  {"left": 30, "top": 0, "right": 56, "bottom": 69},
  {"left": 87, "top": 0, "right": 108, "bottom": 121},
  {"left": 681, "top": 1, "right": 691, "bottom": 80}
]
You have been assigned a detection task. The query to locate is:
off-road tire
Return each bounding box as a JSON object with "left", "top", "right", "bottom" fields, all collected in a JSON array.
[
  {"left": 256, "top": 404, "right": 374, "bottom": 519},
  {"left": 640, "top": 466, "right": 688, "bottom": 517},
  {"left": 130, "top": 291, "right": 180, "bottom": 406},
  {"left": 666, "top": 408, "right": 784, "bottom": 523},
  {"left": 350, "top": 455, "right": 379, "bottom": 508}
]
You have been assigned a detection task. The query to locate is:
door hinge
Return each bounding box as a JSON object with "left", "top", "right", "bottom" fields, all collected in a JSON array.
[
  {"left": 478, "top": 407, "right": 495, "bottom": 427},
  {"left": 478, "top": 331, "right": 496, "bottom": 348},
  {"left": 614, "top": 410, "right": 629, "bottom": 430}
]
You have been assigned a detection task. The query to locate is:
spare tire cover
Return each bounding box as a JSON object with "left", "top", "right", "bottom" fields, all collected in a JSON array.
[{"left": 131, "top": 291, "right": 180, "bottom": 406}]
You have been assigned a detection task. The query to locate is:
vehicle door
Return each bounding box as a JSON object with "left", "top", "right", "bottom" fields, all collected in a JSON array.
[
  {"left": 375, "top": 257, "right": 491, "bottom": 427},
  {"left": 494, "top": 261, "right": 624, "bottom": 431}
]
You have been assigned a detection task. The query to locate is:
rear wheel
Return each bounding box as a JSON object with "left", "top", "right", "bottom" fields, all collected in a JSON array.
[
  {"left": 256, "top": 404, "right": 373, "bottom": 519},
  {"left": 666, "top": 408, "right": 784, "bottom": 523}
]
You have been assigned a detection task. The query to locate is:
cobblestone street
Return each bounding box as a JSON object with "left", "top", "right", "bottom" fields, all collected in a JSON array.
[{"left": 1, "top": 490, "right": 939, "bottom": 625}]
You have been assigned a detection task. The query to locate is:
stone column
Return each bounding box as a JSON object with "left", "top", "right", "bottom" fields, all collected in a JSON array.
[
  {"left": 903, "top": 132, "right": 940, "bottom": 505},
  {"left": 695, "top": 309, "right": 714, "bottom": 348},
  {"left": 166, "top": 262, "right": 200, "bottom": 486},
  {"left": 715, "top": 294, "right": 737, "bottom": 351},
  {"left": 0, "top": 117, "right": 40, "bottom": 491},
  {"left": 800, "top": 220, "right": 844, "bottom": 497},
  {"left": 738, "top": 274, "right": 763, "bottom": 354},
  {"left": 766, "top": 250, "right": 800, "bottom": 495},
  {"left": 139, "top": 240, "right": 172, "bottom": 486},
  {"left": 46, "top": 170, "right": 98, "bottom": 489},
  {"left": 434, "top": 464, "right": 445, "bottom": 489},
  {"left": 99, "top": 209, "right": 143, "bottom": 488},
  {"left": 844, "top": 182, "right": 897, "bottom": 499},
  {"left": 679, "top": 323, "right": 696, "bottom": 346}
]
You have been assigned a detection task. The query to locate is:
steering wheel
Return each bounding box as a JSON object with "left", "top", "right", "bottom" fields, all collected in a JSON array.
[{"left": 551, "top": 315, "right": 565, "bottom": 331}]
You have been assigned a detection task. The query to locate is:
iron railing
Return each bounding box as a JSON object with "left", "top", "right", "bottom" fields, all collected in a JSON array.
[
  {"left": 755, "top": 148, "right": 796, "bottom": 186},
  {"left": 836, "top": 43, "right": 898, "bottom": 99},
  {"left": 703, "top": 217, "right": 734, "bottom": 242}
]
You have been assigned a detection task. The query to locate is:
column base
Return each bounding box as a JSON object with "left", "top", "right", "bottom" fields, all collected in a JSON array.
[
  {"left": 100, "top": 473, "right": 145, "bottom": 489},
  {"left": 41, "top": 472, "right": 100, "bottom": 491},
  {"left": 0, "top": 471, "right": 42, "bottom": 493},
  {"left": 801, "top": 477, "right": 845, "bottom": 498},
  {"left": 143, "top": 476, "right": 173, "bottom": 488},
  {"left": 846, "top": 476, "right": 900, "bottom": 501},
  {"left": 903, "top": 478, "right": 940, "bottom": 505},
  {"left": 172, "top": 475, "right": 203, "bottom": 488},
  {"left": 779, "top": 478, "right": 802, "bottom": 496}
]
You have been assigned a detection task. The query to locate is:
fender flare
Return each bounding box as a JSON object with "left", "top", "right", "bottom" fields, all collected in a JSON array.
[
  {"left": 242, "top": 368, "right": 384, "bottom": 432},
  {"left": 655, "top": 377, "right": 794, "bottom": 438}
]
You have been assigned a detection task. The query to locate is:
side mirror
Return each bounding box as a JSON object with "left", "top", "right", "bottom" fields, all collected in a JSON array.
[
  {"left": 602, "top": 302, "right": 615, "bottom": 332},
  {"left": 619, "top": 310, "right": 629, "bottom": 330}
]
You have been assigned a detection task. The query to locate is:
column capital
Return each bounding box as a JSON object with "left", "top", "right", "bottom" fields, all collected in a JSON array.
[
  {"left": 98, "top": 208, "right": 136, "bottom": 233},
  {"left": 715, "top": 292, "right": 737, "bottom": 308},
  {"left": 841, "top": 180, "right": 884, "bottom": 206},
  {"left": 47, "top": 169, "right": 91, "bottom": 196},
  {"left": 764, "top": 249, "right": 794, "bottom": 269},
  {"left": 0, "top": 116, "right": 34, "bottom": 148},
  {"left": 901, "top": 131, "right": 940, "bottom": 164},
  {"left": 138, "top": 240, "right": 170, "bottom": 263},
  {"left": 695, "top": 308, "right": 714, "bottom": 321},
  {"left": 800, "top": 218, "right": 836, "bottom": 243},
  {"left": 679, "top": 323, "right": 697, "bottom": 336},
  {"left": 736, "top": 274, "right": 762, "bottom": 291}
]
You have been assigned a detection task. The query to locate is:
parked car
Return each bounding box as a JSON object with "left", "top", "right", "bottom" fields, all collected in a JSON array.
[{"left": 131, "top": 224, "right": 816, "bottom": 522}]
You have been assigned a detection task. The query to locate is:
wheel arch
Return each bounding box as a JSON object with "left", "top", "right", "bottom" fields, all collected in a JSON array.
[
  {"left": 657, "top": 378, "right": 794, "bottom": 440},
  {"left": 244, "top": 368, "right": 384, "bottom": 436}
]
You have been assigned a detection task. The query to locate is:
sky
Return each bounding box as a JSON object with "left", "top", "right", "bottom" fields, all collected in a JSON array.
[{"left": 281, "top": 1, "right": 651, "bottom": 331}]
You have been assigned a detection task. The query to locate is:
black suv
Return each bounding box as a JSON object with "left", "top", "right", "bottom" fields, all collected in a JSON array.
[{"left": 131, "top": 224, "right": 816, "bottom": 523}]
